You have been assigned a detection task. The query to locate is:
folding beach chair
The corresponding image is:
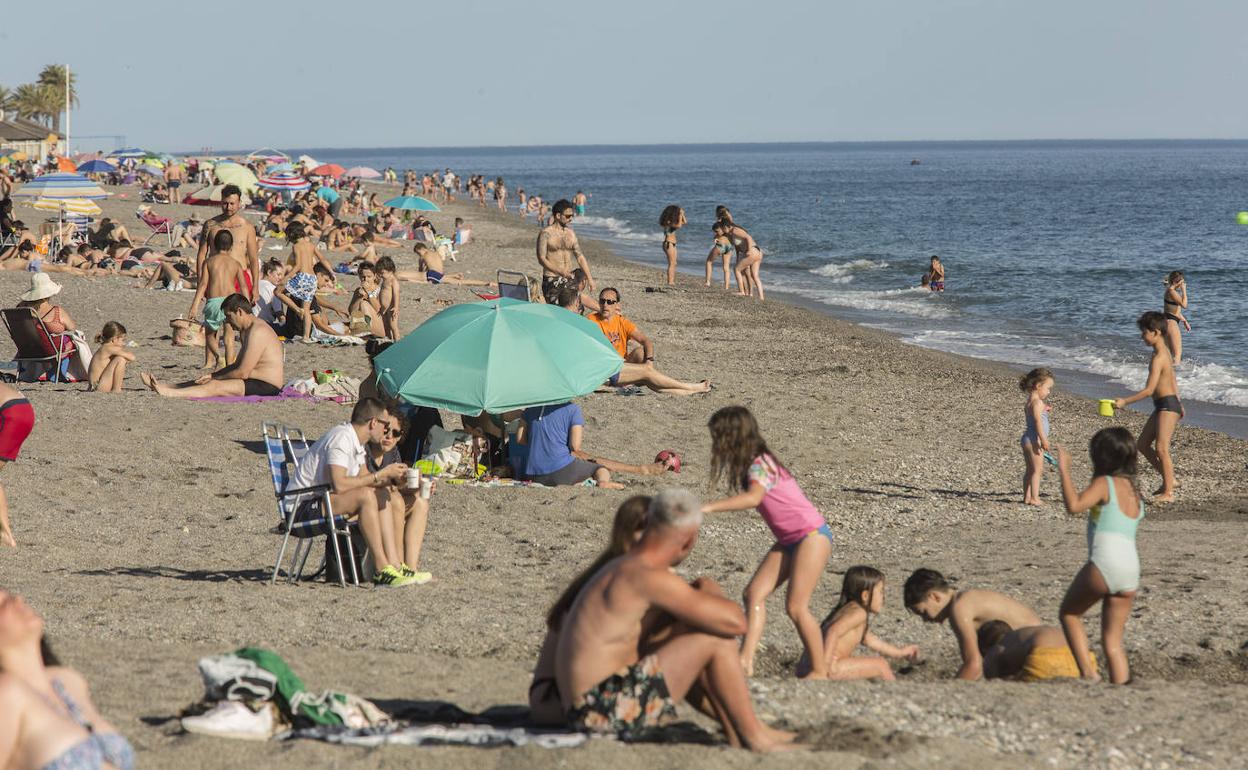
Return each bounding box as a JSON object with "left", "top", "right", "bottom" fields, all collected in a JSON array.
[
  {"left": 1, "top": 307, "right": 77, "bottom": 383},
  {"left": 263, "top": 421, "right": 360, "bottom": 587},
  {"left": 136, "top": 211, "right": 174, "bottom": 248},
  {"left": 497, "top": 270, "right": 531, "bottom": 301}
]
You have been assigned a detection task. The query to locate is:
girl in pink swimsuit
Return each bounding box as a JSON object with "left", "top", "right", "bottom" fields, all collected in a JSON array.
[{"left": 703, "top": 406, "right": 834, "bottom": 678}]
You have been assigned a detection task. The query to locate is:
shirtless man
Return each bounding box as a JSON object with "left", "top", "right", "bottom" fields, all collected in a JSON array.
[
  {"left": 537, "top": 199, "right": 595, "bottom": 304},
  {"left": 142, "top": 294, "right": 284, "bottom": 398},
  {"left": 555, "top": 489, "right": 799, "bottom": 752},
  {"left": 903, "top": 568, "right": 1042, "bottom": 680},
  {"left": 573, "top": 190, "right": 588, "bottom": 216},
  {"left": 164, "top": 162, "right": 185, "bottom": 203},
  {"left": 197, "top": 184, "right": 259, "bottom": 301}
]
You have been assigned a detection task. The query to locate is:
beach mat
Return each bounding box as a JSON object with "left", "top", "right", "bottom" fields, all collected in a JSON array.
[
  {"left": 284, "top": 722, "right": 587, "bottom": 749},
  {"left": 188, "top": 387, "right": 349, "bottom": 404}
]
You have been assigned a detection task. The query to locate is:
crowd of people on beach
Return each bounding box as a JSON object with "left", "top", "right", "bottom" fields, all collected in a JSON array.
[{"left": 0, "top": 150, "right": 1201, "bottom": 759}]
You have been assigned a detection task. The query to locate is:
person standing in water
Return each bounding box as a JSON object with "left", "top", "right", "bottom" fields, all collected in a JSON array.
[
  {"left": 573, "top": 191, "right": 588, "bottom": 216},
  {"left": 925, "top": 256, "right": 945, "bottom": 292},
  {"left": 1161, "top": 271, "right": 1190, "bottom": 364},
  {"left": 659, "top": 205, "right": 686, "bottom": 286}
]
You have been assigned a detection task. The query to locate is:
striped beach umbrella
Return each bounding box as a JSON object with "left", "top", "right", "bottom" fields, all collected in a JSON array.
[
  {"left": 108, "top": 147, "right": 148, "bottom": 159},
  {"left": 138, "top": 164, "right": 165, "bottom": 177},
  {"left": 31, "top": 197, "right": 102, "bottom": 216},
  {"left": 12, "top": 173, "right": 109, "bottom": 199},
  {"left": 256, "top": 171, "right": 311, "bottom": 192},
  {"left": 345, "top": 166, "right": 381, "bottom": 179},
  {"left": 383, "top": 195, "right": 440, "bottom": 212}
]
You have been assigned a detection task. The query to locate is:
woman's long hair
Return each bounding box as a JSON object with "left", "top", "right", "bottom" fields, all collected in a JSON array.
[
  {"left": 545, "top": 496, "right": 651, "bottom": 630},
  {"left": 708, "top": 406, "right": 783, "bottom": 492}
]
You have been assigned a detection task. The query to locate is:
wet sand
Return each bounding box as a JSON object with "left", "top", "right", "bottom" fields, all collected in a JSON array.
[{"left": 0, "top": 188, "right": 1245, "bottom": 769}]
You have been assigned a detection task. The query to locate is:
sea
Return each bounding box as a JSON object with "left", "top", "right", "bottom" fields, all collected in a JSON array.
[{"left": 283, "top": 141, "right": 1248, "bottom": 437}]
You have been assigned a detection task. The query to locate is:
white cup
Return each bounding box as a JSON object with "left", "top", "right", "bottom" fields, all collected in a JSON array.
[
  {"left": 419, "top": 478, "right": 432, "bottom": 500},
  {"left": 405, "top": 468, "right": 420, "bottom": 490}
]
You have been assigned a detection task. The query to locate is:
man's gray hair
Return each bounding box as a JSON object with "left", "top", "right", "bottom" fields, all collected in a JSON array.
[{"left": 647, "top": 488, "right": 703, "bottom": 530}]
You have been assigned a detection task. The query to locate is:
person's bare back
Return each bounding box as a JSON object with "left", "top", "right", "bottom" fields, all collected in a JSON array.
[{"left": 202, "top": 252, "right": 244, "bottom": 298}]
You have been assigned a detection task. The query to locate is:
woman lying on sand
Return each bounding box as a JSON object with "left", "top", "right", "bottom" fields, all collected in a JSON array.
[{"left": 0, "top": 589, "right": 135, "bottom": 769}]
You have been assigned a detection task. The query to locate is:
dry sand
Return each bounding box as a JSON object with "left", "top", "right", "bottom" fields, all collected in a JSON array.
[{"left": 0, "top": 187, "right": 1245, "bottom": 769}]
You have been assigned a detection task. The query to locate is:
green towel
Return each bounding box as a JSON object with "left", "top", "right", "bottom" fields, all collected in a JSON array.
[{"left": 234, "top": 647, "right": 345, "bottom": 726}]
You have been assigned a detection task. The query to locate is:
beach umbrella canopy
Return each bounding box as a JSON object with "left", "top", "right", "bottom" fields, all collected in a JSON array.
[
  {"left": 76, "top": 159, "right": 116, "bottom": 173},
  {"left": 256, "top": 171, "right": 310, "bottom": 191},
  {"left": 12, "top": 173, "right": 108, "bottom": 199},
  {"left": 185, "top": 184, "right": 252, "bottom": 206},
  {"left": 382, "top": 195, "right": 440, "bottom": 212},
  {"left": 265, "top": 162, "right": 295, "bottom": 174},
  {"left": 55, "top": 157, "right": 76, "bottom": 172},
  {"left": 108, "top": 147, "right": 148, "bottom": 158},
  {"left": 213, "top": 163, "right": 259, "bottom": 191},
  {"left": 247, "top": 147, "right": 289, "bottom": 162},
  {"left": 344, "top": 166, "right": 381, "bottom": 179},
  {"left": 137, "top": 164, "right": 164, "bottom": 177},
  {"left": 374, "top": 298, "right": 622, "bottom": 415},
  {"left": 310, "top": 163, "right": 345, "bottom": 178},
  {"left": 31, "top": 197, "right": 102, "bottom": 216}
]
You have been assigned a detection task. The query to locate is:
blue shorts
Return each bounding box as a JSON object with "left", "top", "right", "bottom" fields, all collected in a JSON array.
[
  {"left": 780, "top": 523, "right": 833, "bottom": 556},
  {"left": 608, "top": 371, "right": 620, "bottom": 386}
]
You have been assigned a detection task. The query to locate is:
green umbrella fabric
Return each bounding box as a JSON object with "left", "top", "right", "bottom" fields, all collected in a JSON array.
[
  {"left": 374, "top": 298, "right": 622, "bottom": 415},
  {"left": 213, "top": 163, "right": 259, "bottom": 192}
]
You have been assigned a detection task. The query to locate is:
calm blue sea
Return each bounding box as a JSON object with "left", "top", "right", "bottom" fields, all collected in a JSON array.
[{"left": 286, "top": 141, "right": 1248, "bottom": 422}]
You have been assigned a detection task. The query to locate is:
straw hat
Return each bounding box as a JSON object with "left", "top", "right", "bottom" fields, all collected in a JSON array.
[{"left": 20, "top": 273, "right": 63, "bottom": 302}]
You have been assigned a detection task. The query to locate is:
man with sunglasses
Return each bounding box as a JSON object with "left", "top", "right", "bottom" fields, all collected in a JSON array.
[
  {"left": 589, "top": 287, "right": 653, "bottom": 364},
  {"left": 536, "top": 199, "right": 596, "bottom": 304}
]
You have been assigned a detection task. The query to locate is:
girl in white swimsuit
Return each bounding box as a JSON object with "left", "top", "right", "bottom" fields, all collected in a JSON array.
[{"left": 1055, "top": 427, "right": 1144, "bottom": 685}]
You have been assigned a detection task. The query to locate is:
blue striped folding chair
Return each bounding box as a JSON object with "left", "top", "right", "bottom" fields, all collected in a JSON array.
[{"left": 263, "top": 421, "right": 359, "bottom": 587}]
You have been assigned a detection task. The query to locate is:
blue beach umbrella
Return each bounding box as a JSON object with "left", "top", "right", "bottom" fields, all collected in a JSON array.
[
  {"left": 108, "top": 147, "right": 148, "bottom": 159},
  {"left": 382, "top": 195, "right": 440, "bottom": 212},
  {"left": 76, "top": 159, "right": 116, "bottom": 173},
  {"left": 138, "top": 164, "right": 164, "bottom": 177}
]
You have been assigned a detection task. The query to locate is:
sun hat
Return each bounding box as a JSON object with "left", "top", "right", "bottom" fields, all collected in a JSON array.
[{"left": 20, "top": 273, "right": 63, "bottom": 302}]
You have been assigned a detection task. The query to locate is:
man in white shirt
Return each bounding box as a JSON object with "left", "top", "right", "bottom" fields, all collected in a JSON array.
[{"left": 289, "top": 398, "right": 415, "bottom": 587}]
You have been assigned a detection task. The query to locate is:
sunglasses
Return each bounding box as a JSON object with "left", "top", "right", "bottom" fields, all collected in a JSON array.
[
  {"left": 601, "top": 298, "right": 620, "bottom": 305},
  {"left": 382, "top": 425, "right": 402, "bottom": 438}
]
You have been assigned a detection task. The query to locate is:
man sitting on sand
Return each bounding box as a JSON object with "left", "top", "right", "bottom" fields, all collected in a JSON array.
[
  {"left": 555, "top": 489, "right": 799, "bottom": 752},
  {"left": 977, "top": 621, "right": 1096, "bottom": 682},
  {"left": 554, "top": 287, "right": 710, "bottom": 395},
  {"left": 903, "top": 568, "right": 1042, "bottom": 680},
  {"left": 590, "top": 287, "right": 655, "bottom": 364},
  {"left": 518, "top": 401, "right": 672, "bottom": 489},
  {"left": 142, "top": 293, "right": 284, "bottom": 397}
]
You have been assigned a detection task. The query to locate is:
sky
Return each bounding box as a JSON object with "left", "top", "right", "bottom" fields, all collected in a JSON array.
[{"left": 3, "top": 0, "right": 1246, "bottom": 152}]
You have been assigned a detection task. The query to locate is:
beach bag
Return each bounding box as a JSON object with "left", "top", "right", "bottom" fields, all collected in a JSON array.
[{"left": 323, "top": 527, "right": 368, "bottom": 584}]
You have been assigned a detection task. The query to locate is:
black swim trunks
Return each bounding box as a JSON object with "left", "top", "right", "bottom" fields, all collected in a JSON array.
[
  {"left": 541, "top": 275, "right": 571, "bottom": 305},
  {"left": 244, "top": 379, "right": 281, "bottom": 397},
  {"left": 1152, "top": 395, "right": 1183, "bottom": 417}
]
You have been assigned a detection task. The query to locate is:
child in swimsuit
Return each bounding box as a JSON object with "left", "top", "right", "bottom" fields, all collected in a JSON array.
[
  {"left": 926, "top": 255, "right": 945, "bottom": 291},
  {"left": 795, "top": 566, "right": 920, "bottom": 680},
  {"left": 1114, "top": 311, "right": 1182, "bottom": 502},
  {"left": 702, "top": 406, "right": 833, "bottom": 678},
  {"left": 1161, "top": 270, "right": 1190, "bottom": 363},
  {"left": 1055, "top": 426, "right": 1144, "bottom": 684},
  {"left": 706, "top": 222, "right": 735, "bottom": 290},
  {"left": 1018, "top": 368, "right": 1055, "bottom": 506},
  {"left": 87, "top": 321, "right": 135, "bottom": 393}
]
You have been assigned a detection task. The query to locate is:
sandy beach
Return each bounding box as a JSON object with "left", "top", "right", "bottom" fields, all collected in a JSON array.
[{"left": 1, "top": 188, "right": 1246, "bottom": 769}]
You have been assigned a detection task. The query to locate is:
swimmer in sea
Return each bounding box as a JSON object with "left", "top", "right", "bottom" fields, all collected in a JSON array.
[{"left": 925, "top": 255, "right": 945, "bottom": 292}]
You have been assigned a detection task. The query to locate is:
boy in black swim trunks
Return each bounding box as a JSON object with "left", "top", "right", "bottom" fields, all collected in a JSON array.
[{"left": 1115, "top": 311, "right": 1181, "bottom": 502}]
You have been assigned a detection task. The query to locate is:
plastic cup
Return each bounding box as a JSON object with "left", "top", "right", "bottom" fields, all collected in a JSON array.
[
  {"left": 419, "top": 478, "right": 432, "bottom": 499},
  {"left": 405, "top": 468, "right": 420, "bottom": 490},
  {"left": 1098, "top": 399, "right": 1116, "bottom": 417}
]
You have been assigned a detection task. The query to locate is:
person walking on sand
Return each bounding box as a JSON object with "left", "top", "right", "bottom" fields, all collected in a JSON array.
[
  {"left": 0, "top": 382, "right": 34, "bottom": 548},
  {"left": 1114, "top": 311, "right": 1182, "bottom": 502},
  {"left": 142, "top": 294, "right": 284, "bottom": 398},
  {"left": 555, "top": 489, "right": 801, "bottom": 752},
  {"left": 537, "top": 200, "right": 595, "bottom": 304},
  {"left": 190, "top": 229, "right": 246, "bottom": 368},
  {"left": 659, "top": 205, "right": 685, "bottom": 286},
  {"left": 1161, "top": 271, "right": 1191, "bottom": 364},
  {"left": 197, "top": 184, "right": 259, "bottom": 302},
  {"left": 701, "top": 406, "right": 833, "bottom": 678},
  {"left": 1055, "top": 427, "right": 1144, "bottom": 684}
]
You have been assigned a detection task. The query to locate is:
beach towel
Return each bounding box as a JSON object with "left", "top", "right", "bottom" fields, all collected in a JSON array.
[
  {"left": 285, "top": 722, "right": 587, "bottom": 749},
  {"left": 188, "top": 386, "right": 320, "bottom": 404}
]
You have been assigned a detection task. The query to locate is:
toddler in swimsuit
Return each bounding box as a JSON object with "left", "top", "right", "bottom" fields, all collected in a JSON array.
[
  {"left": 1056, "top": 426, "right": 1144, "bottom": 684},
  {"left": 1018, "top": 367, "right": 1054, "bottom": 506},
  {"left": 702, "top": 406, "right": 833, "bottom": 678}
]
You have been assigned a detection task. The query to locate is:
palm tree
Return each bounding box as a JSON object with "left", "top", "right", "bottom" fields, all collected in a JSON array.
[
  {"left": 0, "top": 86, "right": 13, "bottom": 121},
  {"left": 37, "top": 65, "right": 77, "bottom": 134},
  {"left": 13, "top": 83, "right": 51, "bottom": 126}
]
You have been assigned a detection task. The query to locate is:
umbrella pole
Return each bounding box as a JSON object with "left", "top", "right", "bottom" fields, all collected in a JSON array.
[{"left": 65, "top": 63, "right": 71, "bottom": 157}]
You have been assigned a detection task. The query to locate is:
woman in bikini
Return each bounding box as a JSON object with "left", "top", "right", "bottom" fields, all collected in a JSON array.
[
  {"left": 0, "top": 589, "right": 135, "bottom": 769},
  {"left": 706, "top": 221, "right": 735, "bottom": 290},
  {"left": 719, "top": 215, "right": 765, "bottom": 300},
  {"left": 1161, "top": 271, "right": 1190, "bottom": 364},
  {"left": 659, "top": 205, "right": 686, "bottom": 286},
  {"left": 17, "top": 275, "right": 77, "bottom": 337}
]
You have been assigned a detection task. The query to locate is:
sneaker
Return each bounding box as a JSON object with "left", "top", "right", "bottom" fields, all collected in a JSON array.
[
  {"left": 399, "top": 564, "right": 433, "bottom": 584},
  {"left": 373, "top": 565, "right": 415, "bottom": 587},
  {"left": 182, "top": 700, "right": 275, "bottom": 741}
]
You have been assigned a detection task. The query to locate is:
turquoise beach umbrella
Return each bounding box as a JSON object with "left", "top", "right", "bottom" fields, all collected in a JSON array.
[
  {"left": 374, "top": 298, "right": 622, "bottom": 415},
  {"left": 382, "top": 195, "right": 440, "bottom": 212}
]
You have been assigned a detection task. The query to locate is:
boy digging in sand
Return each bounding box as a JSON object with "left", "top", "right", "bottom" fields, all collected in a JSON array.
[
  {"left": 188, "top": 229, "right": 245, "bottom": 368},
  {"left": 903, "top": 568, "right": 1042, "bottom": 680}
]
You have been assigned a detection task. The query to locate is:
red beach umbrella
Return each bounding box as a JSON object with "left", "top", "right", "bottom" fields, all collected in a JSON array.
[{"left": 311, "top": 163, "right": 345, "bottom": 178}]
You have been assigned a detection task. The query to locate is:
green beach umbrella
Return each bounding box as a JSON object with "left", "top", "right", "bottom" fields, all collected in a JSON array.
[
  {"left": 374, "top": 298, "right": 622, "bottom": 415},
  {"left": 213, "top": 163, "right": 259, "bottom": 192},
  {"left": 382, "top": 195, "right": 440, "bottom": 212}
]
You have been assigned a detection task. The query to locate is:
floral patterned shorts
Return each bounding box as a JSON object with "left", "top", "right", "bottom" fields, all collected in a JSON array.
[{"left": 567, "top": 654, "right": 677, "bottom": 738}]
